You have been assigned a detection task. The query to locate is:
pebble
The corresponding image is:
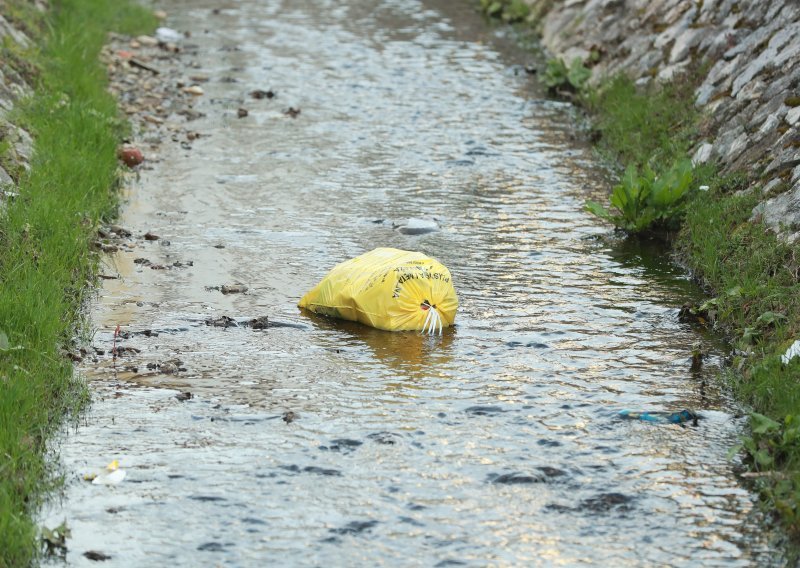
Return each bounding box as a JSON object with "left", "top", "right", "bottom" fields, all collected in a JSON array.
[
  {"left": 182, "top": 85, "right": 204, "bottom": 96},
  {"left": 136, "top": 35, "right": 158, "bottom": 47},
  {"left": 220, "top": 283, "right": 248, "bottom": 294}
]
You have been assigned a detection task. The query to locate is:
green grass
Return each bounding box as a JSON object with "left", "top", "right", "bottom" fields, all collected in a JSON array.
[
  {"left": 584, "top": 73, "right": 702, "bottom": 171},
  {"left": 0, "top": 1, "right": 155, "bottom": 566},
  {"left": 678, "top": 175, "right": 800, "bottom": 533}
]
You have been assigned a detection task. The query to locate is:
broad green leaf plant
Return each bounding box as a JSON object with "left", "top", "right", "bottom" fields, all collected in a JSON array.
[
  {"left": 585, "top": 159, "right": 694, "bottom": 234},
  {"left": 543, "top": 57, "right": 591, "bottom": 93}
]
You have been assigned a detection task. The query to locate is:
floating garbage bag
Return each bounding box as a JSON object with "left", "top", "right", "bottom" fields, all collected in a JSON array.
[
  {"left": 618, "top": 409, "right": 699, "bottom": 425},
  {"left": 298, "top": 247, "right": 458, "bottom": 333}
]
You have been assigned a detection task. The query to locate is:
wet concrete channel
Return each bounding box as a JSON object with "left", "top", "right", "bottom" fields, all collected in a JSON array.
[{"left": 45, "top": 0, "right": 786, "bottom": 565}]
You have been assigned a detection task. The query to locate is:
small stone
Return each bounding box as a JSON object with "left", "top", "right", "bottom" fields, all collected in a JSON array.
[
  {"left": 153, "top": 10, "right": 167, "bottom": 19},
  {"left": 759, "top": 113, "right": 781, "bottom": 134},
  {"left": 220, "top": 283, "right": 248, "bottom": 294},
  {"left": 84, "top": 550, "right": 112, "bottom": 561},
  {"left": 737, "top": 79, "right": 766, "bottom": 102},
  {"left": 237, "top": 108, "right": 249, "bottom": 118},
  {"left": 205, "top": 315, "right": 237, "bottom": 328},
  {"left": 726, "top": 133, "right": 750, "bottom": 162},
  {"left": 0, "top": 166, "right": 14, "bottom": 187},
  {"left": 249, "top": 316, "right": 269, "bottom": 329},
  {"left": 692, "top": 142, "right": 713, "bottom": 165},
  {"left": 175, "top": 391, "right": 193, "bottom": 401},
  {"left": 136, "top": 35, "right": 158, "bottom": 47},
  {"left": 250, "top": 89, "right": 275, "bottom": 99},
  {"left": 110, "top": 225, "right": 132, "bottom": 237},
  {"left": 117, "top": 146, "right": 144, "bottom": 167},
  {"left": 144, "top": 232, "right": 160, "bottom": 241},
  {"left": 761, "top": 178, "right": 783, "bottom": 195},
  {"left": 155, "top": 27, "right": 183, "bottom": 43},
  {"left": 786, "top": 106, "right": 800, "bottom": 126},
  {"left": 182, "top": 85, "right": 204, "bottom": 96}
]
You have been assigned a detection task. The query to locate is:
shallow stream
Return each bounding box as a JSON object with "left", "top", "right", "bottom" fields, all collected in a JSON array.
[{"left": 45, "top": 0, "right": 785, "bottom": 565}]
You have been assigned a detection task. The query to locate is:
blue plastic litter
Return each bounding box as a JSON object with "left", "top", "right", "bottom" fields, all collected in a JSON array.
[{"left": 618, "top": 409, "right": 699, "bottom": 424}]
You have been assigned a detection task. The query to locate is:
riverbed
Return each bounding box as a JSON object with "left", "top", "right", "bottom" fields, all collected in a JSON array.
[{"left": 44, "top": 0, "right": 784, "bottom": 565}]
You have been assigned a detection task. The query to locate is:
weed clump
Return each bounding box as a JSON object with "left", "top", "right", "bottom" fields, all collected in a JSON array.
[
  {"left": 585, "top": 159, "right": 694, "bottom": 233},
  {"left": 542, "top": 57, "right": 592, "bottom": 94},
  {"left": 479, "top": 0, "right": 531, "bottom": 23}
]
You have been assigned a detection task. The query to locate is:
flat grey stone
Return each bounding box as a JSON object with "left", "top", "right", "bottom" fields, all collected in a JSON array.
[{"left": 692, "top": 143, "right": 714, "bottom": 165}]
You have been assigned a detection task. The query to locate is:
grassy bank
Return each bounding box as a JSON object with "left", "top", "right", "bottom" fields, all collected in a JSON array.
[
  {"left": 0, "top": 1, "right": 155, "bottom": 565},
  {"left": 576, "top": 61, "right": 800, "bottom": 535}
]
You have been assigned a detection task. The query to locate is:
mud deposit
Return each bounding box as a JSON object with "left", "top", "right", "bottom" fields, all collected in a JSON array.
[{"left": 45, "top": 0, "right": 785, "bottom": 565}]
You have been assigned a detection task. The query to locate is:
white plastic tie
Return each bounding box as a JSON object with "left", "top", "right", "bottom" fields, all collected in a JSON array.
[{"left": 421, "top": 304, "right": 443, "bottom": 335}]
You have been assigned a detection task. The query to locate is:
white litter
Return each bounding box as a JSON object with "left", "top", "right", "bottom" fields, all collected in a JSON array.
[
  {"left": 155, "top": 27, "right": 183, "bottom": 43},
  {"left": 782, "top": 340, "right": 800, "bottom": 365},
  {"left": 397, "top": 217, "right": 439, "bottom": 235},
  {"left": 92, "top": 469, "right": 126, "bottom": 485}
]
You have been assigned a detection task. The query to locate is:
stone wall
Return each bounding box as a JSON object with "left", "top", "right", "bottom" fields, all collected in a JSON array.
[
  {"left": 0, "top": 7, "right": 40, "bottom": 195},
  {"left": 527, "top": 0, "right": 800, "bottom": 238}
]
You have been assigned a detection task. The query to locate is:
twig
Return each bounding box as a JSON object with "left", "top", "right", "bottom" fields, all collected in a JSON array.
[
  {"left": 128, "top": 59, "right": 160, "bottom": 74},
  {"left": 112, "top": 324, "right": 120, "bottom": 379}
]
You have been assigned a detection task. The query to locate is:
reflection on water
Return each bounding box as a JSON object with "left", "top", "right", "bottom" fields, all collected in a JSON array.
[
  {"left": 44, "top": 0, "right": 785, "bottom": 566},
  {"left": 303, "top": 312, "right": 458, "bottom": 378}
]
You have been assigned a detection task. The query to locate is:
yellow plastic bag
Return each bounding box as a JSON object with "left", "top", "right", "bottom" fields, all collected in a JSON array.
[{"left": 298, "top": 248, "right": 458, "bottom": 333}]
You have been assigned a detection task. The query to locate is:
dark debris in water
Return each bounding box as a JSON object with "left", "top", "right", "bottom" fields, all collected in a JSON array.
[
  {"left": 329, "top": 520, "right": 378, "bottom": 535},
  {"left": 203, "top": 314, "right": 308, "bottom": 330},
  {"left": 83, "top": 550, "right": 112, "bottom": 562},
  {"left": 506, "top": 341, "right": 549, "bottom": 349},
  {"left": 489, "top": 472, "right": 545, "bottom": 485},
  {"left": 367, "top": 431, "right": 401, "bottom": 445},
  {"left": 188, "top": 495, "right": 226, "bottom": 502},
  {"left": 220, "top": 283, "right": 248, "bottom": 294},
  {"left": 113, "top": 346, "right": 141, "bottom": 357},
  {"left": 279, "top": 464, "right": 341, "bottom": 476},
  {"left": 538, "top": 466, "right": 567, "bottom": 478},
  {"left": 303, "top": 466, "right": 342, "bottom": 477},
  {"left": 205, "top": 315, "right": 238, "bottom": 328},
  {"left": 581, "top": 492, "right": 634, "bottom": 513},
  {"left": 464, "top": 405, "right": 505, "bottom": 416},
  {"left": 250, "top": 89, "right": 275, "bottom": 99},
  {"left": 321, "top": 439, "right": 363, "bottom": 453},
  {"left": 547, "top": 492, "right": 633, "bottom": 515},
  {"left": 398, "top": 516, "right": 425, "bottom": 527},
  {"left": 197, "top": 542, "right": 225, "bottom": 552}
]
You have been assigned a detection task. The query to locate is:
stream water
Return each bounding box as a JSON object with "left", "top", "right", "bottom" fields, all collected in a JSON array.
[{"left": 44, "top": 0, "right": 785, "bottom": 565}]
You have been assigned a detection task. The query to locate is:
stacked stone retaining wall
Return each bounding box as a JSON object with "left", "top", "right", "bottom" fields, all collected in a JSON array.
[{"left": 528, "top": 0, "right": 800, "bottom": 238}]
